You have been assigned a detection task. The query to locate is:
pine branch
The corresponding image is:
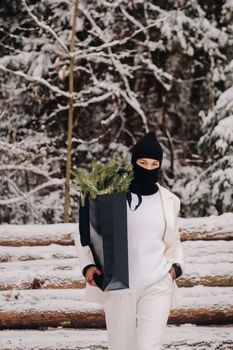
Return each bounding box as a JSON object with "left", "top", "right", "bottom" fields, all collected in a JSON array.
[{"left": 72, "top": 157, "right": 134, "bottom": 206}]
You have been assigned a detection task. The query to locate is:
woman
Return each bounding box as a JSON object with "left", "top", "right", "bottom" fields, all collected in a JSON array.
[{"left": 74, "top": 131, "right": 184, "bottom": 350}]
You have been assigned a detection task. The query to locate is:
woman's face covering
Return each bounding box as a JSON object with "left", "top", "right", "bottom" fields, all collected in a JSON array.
[{"left": 136, "top": 158, "right": 160, "bottom": 170}]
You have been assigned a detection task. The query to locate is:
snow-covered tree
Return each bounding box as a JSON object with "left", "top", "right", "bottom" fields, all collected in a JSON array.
[
  {"left": 193, "top": 85, "right": 233, "bottom": 215},
  {"left": 174, "top": 58, "right": 233, "bottom": 216},
  {"left": 0, "top": 0, "right": 232, "bottom": 222}
]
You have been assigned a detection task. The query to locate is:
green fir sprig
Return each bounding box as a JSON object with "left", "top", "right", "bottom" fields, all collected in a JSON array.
[{"left": 72, "top": 156, "right": 134, "bottom": 206}]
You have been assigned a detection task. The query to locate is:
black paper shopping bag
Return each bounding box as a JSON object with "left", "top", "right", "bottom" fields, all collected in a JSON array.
[{"left": 79, "top": 192, "right": 129, "bottom": 291}]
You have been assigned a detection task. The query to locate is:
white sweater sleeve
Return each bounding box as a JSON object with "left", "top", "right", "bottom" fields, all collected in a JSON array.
[{"left": 73, "top": 230, "right": 96, "bottom": 274}]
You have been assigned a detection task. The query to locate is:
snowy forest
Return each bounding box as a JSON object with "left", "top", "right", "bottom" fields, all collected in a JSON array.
[{"left": 0, "top": 0, "right": 232, "bottom": 224}]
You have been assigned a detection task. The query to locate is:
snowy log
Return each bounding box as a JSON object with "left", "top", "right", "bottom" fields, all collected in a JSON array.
[
  {"left": 0, "top": 301, "right": 105, "bottom": 329},
  {"left": 169, "top": 306, "right": 233, "bottom": 325},
  {"left": 1, "top": 240, "right": 233, "bottom": 265},
  {"left": 0, "top": 214, "right": 232, "bottom": 247},
  {"left": 0, "top": 244, "right": 76, "bottom": 262},
  {"left": 179, "top": 213, "right": 233, "bottom": 241},
  {"left": 0, "top": 276, "right": 85, "bottom": 291},
  {"left": 1, "top": 326, "right": 233, "bottom": 350},
  {"left": 0, "top": 288, "right": 85, "bottom": 302},
  {"left": 1, "top": 258, "right": 232, "bottom": 291},
  {"left": 0, "top": 258, "right": 85, "bottom": 291},
  {"left": 0, "top": 286, "right": 232, "bottom": 329},
  {"left": 0, "top": 224, "right": 77, "bottom": 246}
]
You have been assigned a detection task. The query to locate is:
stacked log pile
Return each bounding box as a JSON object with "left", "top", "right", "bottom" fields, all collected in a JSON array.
[{"left": 0, "top": 213, "right": 233, "bottom": 349}]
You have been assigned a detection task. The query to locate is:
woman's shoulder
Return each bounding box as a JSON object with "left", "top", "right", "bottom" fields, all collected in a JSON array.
[{"left": 157, "top": 183, "right": 181, "bottom": 204}]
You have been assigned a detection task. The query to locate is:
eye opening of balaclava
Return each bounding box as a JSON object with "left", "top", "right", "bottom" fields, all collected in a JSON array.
[{"left": 127, "top": 131, "right": 163, "bottom": 210}]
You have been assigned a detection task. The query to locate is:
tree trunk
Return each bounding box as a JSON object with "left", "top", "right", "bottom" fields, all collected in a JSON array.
[{"left": 64, "top": 0, "right": 79, "bottom": 223}]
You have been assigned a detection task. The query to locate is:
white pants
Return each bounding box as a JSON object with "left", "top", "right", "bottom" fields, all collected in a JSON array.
[{"left": 102, "top": 271, "right": 173, "bottom": 350}]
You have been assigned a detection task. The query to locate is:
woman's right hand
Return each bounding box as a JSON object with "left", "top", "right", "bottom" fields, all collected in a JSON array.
[{"left": 85, "top": 266, "right": 102, "bottom": 287}]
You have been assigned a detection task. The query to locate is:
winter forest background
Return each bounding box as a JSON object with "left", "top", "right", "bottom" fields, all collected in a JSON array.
[{"left": 0, "top": 0, "right": 232, "bottom": 224}]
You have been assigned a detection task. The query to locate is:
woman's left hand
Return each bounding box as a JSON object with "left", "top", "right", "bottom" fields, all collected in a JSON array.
[{"left": 169, "top": 266, "right": 176, "bottom": 280}]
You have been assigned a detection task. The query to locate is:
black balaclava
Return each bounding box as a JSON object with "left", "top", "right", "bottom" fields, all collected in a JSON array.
[{"left": 128, "top": 131, "right": 163, "bottom": 209}]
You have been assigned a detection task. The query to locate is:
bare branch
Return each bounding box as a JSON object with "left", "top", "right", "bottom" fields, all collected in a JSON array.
[
  {"left": 48, "top": 91, "right": 113, "bottom": 119},
  {"left": 3, "top": 178, "right": 24, "bottom": 198},
  {"left": 140, "top": 56, "right": 173, "bottom": 91},
  {"left": 101, "top": 108, "right": 119, "bottom": 126},
  {"left": 119, "top": 89, "right": 148, "bottom": 130},
  {"left": 76, "top": 91, "right": 113, "bottom": 107},
  {"left": 21, "top": 0, "right": 69, "bottom": 54},
  {"left": 0, "top": 65, "right": 71, "bottom": 98},
  {"left": 72, "top": 129, "right": 111, "bottom": 145},
  {"left": 0, "top": 108, "right": 7, "bottom": 121},
  {"left": 0, "top": 65, "right": 92, "bottom": 101},
  {"left": 120, "top": 6, "right": 145, "bottom": 31},
  {"left": 0, "top": 42, "right": 21, "bottom": 53},
  {"left": 0, "top": 179, "right": 65, "bottom": 205},
  {"left": 73, "top": 5, "right": 169, "bottom": 58},
  {"left": 80, "top": 5, "right": 149, "bottom": 132},
  {"left": 122, "top": 128, "right": 137, "bottom": 144},
  {"left": 0, "top": 165, "right": 50, "bottom": 179},
  {"left": 143, "top": 2, "right": 173, "bottom": 91}
]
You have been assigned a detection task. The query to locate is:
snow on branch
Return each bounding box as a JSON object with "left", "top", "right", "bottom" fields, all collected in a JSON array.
[
  {"left": 101, "top": 109, "right": 119, "bottom": 126},
  {"left": 120, "top": 3, "right": 173, "bottom": 91},
  {"left": 0, "top": 65, "right": 71, "bottom": 98},
  {"left": 0, "top": 65, "right": 87, "bottom": 101},
  {"left": 120, "top": 5, "right": 145, "bottom": 31},
  {"left": 72, "top": 91, "right": 113, "bottom": 106},
  {"left": 0, "top": 165, "right": 50, "bottom": 179},
  {"left": 0, "top": 179, "right": 65, "bottom": 206},
  {"left": 119, "top": 89, "right": 148, "bottom": 128},
  {"left": 72, "top": 130, "right": 110, "bottom": 145},
  {"left": 80, "top": 5, "right": 149, "bottom": 132},
  {"left": 73, "top": 6, "right": 169, "bottom": 58},
  {"left": 48, "top": 91, "right": 113, "bottom": 119},
  {"left": 140, "top": 56, "right": 173, "bottom": 91},
  {"left": 21, "top": 0, "right": 69, "bottom": 54},
  {"left": 4, "top": 178, "right": 24, "bottom": 198}
]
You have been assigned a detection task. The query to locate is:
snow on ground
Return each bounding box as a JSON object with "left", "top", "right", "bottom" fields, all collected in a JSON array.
[
  {"left": 0, "top": 296, "right": 102, "bottom": 314},
  {"left": 179, "top": 212, "right": 233, "bottom": 235},
  {"left": 0, "top": 257, "right": 80, "bottom": 270},
  {"left": 0, "top": 219, "right": 233, "bottom": 349},
  {"left": 0, "top": 258, "right": 84, "bottom": 290},
  {"left": 0, "top": 223, "right": 78, "bottom": 238},
  {"left": 0, "top": 212, "right": 232, "bottom": 246},
  {"left": 1, "top": 240, "right": 233, "bottom": 264},
  {"left": 0, "top": 256, "right": 232, "bottom": 291},
  {"left": 0, "top": 244, "right": 76, "bottom": 262},
  {"left": 1, "top": 325, "right": 233, "bottom": 350},
  {"left": 0, "top": 286, "right": 232, "bottom": 312},
  {"left": 0, "top": 223, "right": 78, "bottom": 242},
  {"left": 183, "top": 262, "right": 233, "bottom": 281},
  {"left": 0, "top": 288, "right": 86, "bottom": 302},
  {"left": 181, "top": 240, "right": 233, "bottom": 263}
]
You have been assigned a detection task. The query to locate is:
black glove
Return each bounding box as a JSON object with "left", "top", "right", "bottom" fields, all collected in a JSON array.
[
  {"left": 93, "top": 272, "right": 104, "bottom": 289},
  {"left": 172, "top": 263, "right": 183, "bottom": 279}
]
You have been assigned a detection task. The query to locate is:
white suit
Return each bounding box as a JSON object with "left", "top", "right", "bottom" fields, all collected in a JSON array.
[{"left": 74, "top": 183, "right": 185, "bottom": 310}]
